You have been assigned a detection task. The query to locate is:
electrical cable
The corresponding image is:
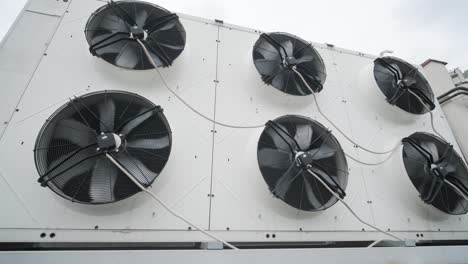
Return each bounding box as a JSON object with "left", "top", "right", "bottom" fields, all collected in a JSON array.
[
  {"left": 444, "top": 179, "right": 468, "bottom": 202},
  {"left": 306, "top": 168, "right": 404, "bottom": 243},
  {"left": 367, "top": 239, "right": 383, "bottom": 248},
  {"left": 344, "top": 145, "right": 399, "bottom": 166},
  {"left": 137, "top": 39, "right": 264, "bottom": 129},
  {"left": 292, "top": 67, "right": 401, "bottom": 155},
  {"left": 105, "top": 153, "right": 239, "bottom": 250},
  {"left": 406, "top": 89, "right": 445, "bottom": 140}
]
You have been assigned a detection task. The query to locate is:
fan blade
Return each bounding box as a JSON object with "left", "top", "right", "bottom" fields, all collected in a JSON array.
[
  {"left": 272, "top": 70, "right": 292, "bottom": 93},
  {"left": 258, "top": 148, "right": 293, "bottom": 170},
  {"left": 114, "top": 41, "right": 142, "bottom": 69},
  {"left": 50, "top": 153, "right": 97, "bottom": 189},
  {"left": 127, "top": 137, "right": 170, "bottom": 151},
  {"left": 302, "top": 173, "right": 326, "bottom": 209},
  {"left": 296, "top": 55, "right": 315, "bottom": 65},
  {"left": 254, "top": 59, "right": 281, "bottom": 75},
  {"left": 254, "top": 45, "right": 282, "bottom": 61},
  {"left": 114, "top": 151, "right": 157, "bottom": 186},
  {"left": 280, "top": 40, "right": 294, "bottom": 56},
  {"left": 53, "top": 119, "right": 96, "bottom": 147},
  {"left": 89, "top": 157, "right": 117, "bottom": 203},
  {"left": 98, "top": 96, "right": 116, "bottom": 132},
  {"left": 157, "top": 41, "right": 185, "bottom": 52},
  {"left": 308, "top": 144, "right": 337, "bottom": 161},
  {"left": 265, "top": 125, "right": 295, "bottom": 153},
  {"left": 143, "top": 41, "right": 164, "bottom": 67},
  {"left": 423, "top": 141, "right": 439, "bottom": 162},
  {"left": 293, "top": 123, "right": 313, "bottom": 149},
  {"left": 119, "top": 108, "right": 158, "bottom": 136},
  {"left": 273, "top": 165, "right": 302, "bottom": 198}
]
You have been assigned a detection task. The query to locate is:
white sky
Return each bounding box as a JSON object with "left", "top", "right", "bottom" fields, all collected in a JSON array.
[{"left": 1, "top": 0, "right": 467, "bottom": 70}]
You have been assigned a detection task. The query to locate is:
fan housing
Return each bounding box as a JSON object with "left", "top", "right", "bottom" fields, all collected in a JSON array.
[
  {"left": 374, "top": 56, "right": 435, "bottom": 114},
  {"left": 34, "top": 90, "right": 172, "bottom": 204},
  {"left": 84, "top": 0, "right": 186, "bottom": 70},
  {"left": 257, "top": 115, "right": 348, "bottom": 211},
  {"left": 402, "top": 132, "right": 468, "bottom": 214},
  {"left": 252, "top": 32, "right": 326, "bottom": 96}
]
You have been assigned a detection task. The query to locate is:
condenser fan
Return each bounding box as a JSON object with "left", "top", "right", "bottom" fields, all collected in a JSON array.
[
  {"left": 257, "top": 115, "right": 348, "bottom": 211},
  {"left": 34, "top": 91, "right": 172, "bottom": 204},
  {"left": 252, "top": 32, "right": 326, "bottom": 96},
  {"left": 374, "top": 57, "right": 435, "bottom": 114},
  {"left": 402, "top": 132, "right": 468, "bottom": 214},
  {"left": 85, "top": 0, "right": 186, "bottom": 69}
]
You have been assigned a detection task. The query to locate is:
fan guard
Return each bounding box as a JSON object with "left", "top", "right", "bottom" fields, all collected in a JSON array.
[
  {"left": 34, "top": 91, "right": 172, "bottom": 204},
  {"left": 257, "top": 115, "right": 348, "bottom": 211},
  {"left": 84, "top": 0, "right": 186, "bottom": 70},
  {"left": 374, "top": 56, "right": 435, "bottom": 114},
  {"left": 402, "top": 132, "right": 468, "bottom": 214},
  {"left": 252, "top": 32, "right": 326, "bottom": 96}
]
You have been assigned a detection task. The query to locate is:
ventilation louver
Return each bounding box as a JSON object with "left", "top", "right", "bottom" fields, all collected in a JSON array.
[
  {"left": 257, "top": 115, "right": 348, "bottom": 211},
  {"left": 402, "top": 132, "right": 468, "bottom": 214},
  {"left": 85, "top": 0, "right": 186, "bottom": 69},
  {"left": 252, "top": 32, "right": 326, "bottom": 96},
  {"left": 34, "top": 91, "right": 172, "bottom": 204},
  {"left": 374, "top": 57, "right": 435, "bottom": 114}
]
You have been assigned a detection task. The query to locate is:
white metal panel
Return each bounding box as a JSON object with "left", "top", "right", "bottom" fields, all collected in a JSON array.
[
  {"left": 26, "top": 0, "right": 70, "bottom": 17},
  {"left": 2, "top": 246, "right": 468, "bottom": 264},
  {"left": 0, "top": 11, "right": 62, "bottom": 137}
]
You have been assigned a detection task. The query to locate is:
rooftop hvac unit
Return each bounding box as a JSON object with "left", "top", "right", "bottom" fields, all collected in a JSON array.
[{"left": 0, "top": 0, "right": 468, "bottom": 249}]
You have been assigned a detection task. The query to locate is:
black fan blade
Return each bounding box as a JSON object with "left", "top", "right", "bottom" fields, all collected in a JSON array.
[
  {"left": 302, "top": 172, "right": 327, "bottom": 209},
  {"left": 53, "top": 119, "right": 96, "bottom": 147},
  {"left": 126, "top": 137, "right": 171, "bottom": 151},
  {"left": 89, "top": 157, "right": 117, "bottom": 203},
  {"left": 296, "top": 55, "right": 315, "bottom": 65},
  {"left": 50, "top": 152, "right": 98, "bottom": 190},
  {"left": 292, "top": 123, "right": 313, "bottom": 149},
  {"left": 280, "top": 40, "right": 294, "bottom": 57},
  {"left": 258, "top": 148, "right": 293, "bottom": 170},
  {"left": 98, "top": 95, "right": 116, "bottom": 132},
  {"left": 119, "top": 108, "right": 160, "bottom": 136},
  {"left": 114, "top": 151, "right": 156, "bottom": 186},
  {"left": 254, "top": 59, "right": 281, "bottom": 75},
  {"left": 114, "top": 42, "right": 142, "bottom": 69},
  {"left": 273, "top": 165, "right": 302, "bottom": 198},
  {"left": 307, "top": 144, "right": 337, "bottom": 161}
]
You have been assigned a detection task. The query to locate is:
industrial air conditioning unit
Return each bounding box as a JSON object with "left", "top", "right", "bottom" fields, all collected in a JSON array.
[{"left": 0, "top": 0, "right": 467, "bottom": 249}]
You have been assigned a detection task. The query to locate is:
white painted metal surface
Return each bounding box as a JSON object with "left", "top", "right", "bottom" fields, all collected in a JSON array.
[
  {"left": 2, "top": 246, "right": 468, "bottom": 264},
  {"left": 0, "top": 0, "right": 467, "bottom": 245}
]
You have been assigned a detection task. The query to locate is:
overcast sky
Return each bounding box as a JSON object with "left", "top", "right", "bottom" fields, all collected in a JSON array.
[{"left": 1, "top": 0, "right": 467, "bottom": 70}]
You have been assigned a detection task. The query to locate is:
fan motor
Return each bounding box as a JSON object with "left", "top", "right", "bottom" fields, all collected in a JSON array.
[{"left": 97, "top": 133, "right": 123, "bottom": 152}]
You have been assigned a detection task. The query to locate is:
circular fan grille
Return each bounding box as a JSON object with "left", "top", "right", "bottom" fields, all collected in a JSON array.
[
  {"left": 85, "top": 0, "right": 186, "bottom": 69},
  {"left": 374, "top": 56, "right": 435, "bottom": 114},
  {"left": 257, "top": 115, "right": 348, "bottom": 211},
  {"left": 402, "top": 132, "right": 468, "bottom": 214},
  {"left": 34, "top": 91, "right": 172, "bottom": 204},
  {"left": 252, "top": 32, "right": 326, "bottom": 96}
]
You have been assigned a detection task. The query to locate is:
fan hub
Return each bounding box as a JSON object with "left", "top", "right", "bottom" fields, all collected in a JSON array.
[
  {"left": 130, "top": 26, "right": 147, "bottom": 40},
  {"left": 97, "top": 133, "right": 122, "bottom": 152},
  {"left": 430, "top": 163, "right": 447, "bottom": 179},
  {"left": 295, "top": 151, "right": 314, "bottom": 168},
  {"left": 283, "top": 56, "right": 298, "bottom": 68}
]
